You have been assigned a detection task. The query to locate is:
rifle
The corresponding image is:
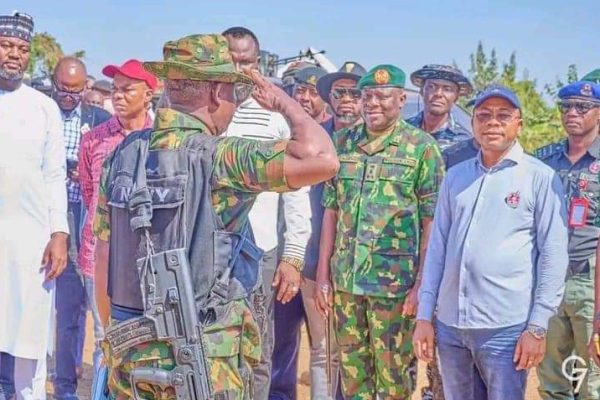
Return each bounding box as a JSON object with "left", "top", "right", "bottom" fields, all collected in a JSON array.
[{"left": 103, "top": 248, "right": 213, "bottom": 400}]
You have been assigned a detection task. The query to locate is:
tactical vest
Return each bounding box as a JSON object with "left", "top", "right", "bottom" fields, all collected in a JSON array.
[{"left": 104, "top": 128, "right": 262, "bottom": 316}]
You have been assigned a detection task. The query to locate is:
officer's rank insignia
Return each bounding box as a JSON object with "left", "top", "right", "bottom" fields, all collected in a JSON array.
[
  {"left": 505, "top": 191, "right": 520, "bottom": 208},
  {"left": 589, "top": 161, "right": 600, "bottom": 174},
  {"left": 307, "top": 75, "right": 317, "bottom": 85},
  {"left": 374, "top": 69, "right": 390, "bottom": 85},
  {"left": 581, "top": 83, "right": 593, "bottom": 97},
  {"left": 345, "top": 63, "right": 355, "bottom": 73}
]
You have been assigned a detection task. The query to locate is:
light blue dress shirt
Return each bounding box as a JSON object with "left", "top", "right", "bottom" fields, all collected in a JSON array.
[{"left": 417, "top": 142, "right": 569, "bottom": 329}]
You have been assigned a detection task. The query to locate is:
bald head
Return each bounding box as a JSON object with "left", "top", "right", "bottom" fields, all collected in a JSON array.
[{"left": 53, "top": 56, "right": 87, "bottom": 112}]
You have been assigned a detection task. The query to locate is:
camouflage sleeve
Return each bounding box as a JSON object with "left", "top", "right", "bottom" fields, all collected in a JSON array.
[
  {"left": 213, "top": 137, "right": 290, "bottom": 193},
  {"left": 321, "top": 178, "right": 338, "bottom": 210},
  {"left": 93, "top": 161, "right": 111, "bottom": 241},
  {"left": 416, "top": 142, "right": 445, "bottom": 218}
]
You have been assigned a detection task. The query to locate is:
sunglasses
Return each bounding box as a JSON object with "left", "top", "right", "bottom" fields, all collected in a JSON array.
[
  {"left": 331, "top": 88, "right": 361, "bottom": 100},
  {"left": 558, "top": 101, "right": 600, "bottom": 115},
  {"left": 53, "top": 83, "right": 85, "bottom": 100}
]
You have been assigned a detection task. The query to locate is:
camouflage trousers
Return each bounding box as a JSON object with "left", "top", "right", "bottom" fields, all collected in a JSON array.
[
  {"left": 334, "top": 291, "right": 416, "bottom": 400},
  {"left": 101, "top": 299, "right": 261, "bottom": 400}
]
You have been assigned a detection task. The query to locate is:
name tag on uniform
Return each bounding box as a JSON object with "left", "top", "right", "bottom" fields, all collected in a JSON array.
[{"left": 569, "top": 197, "right": 589, "bottom": 228}]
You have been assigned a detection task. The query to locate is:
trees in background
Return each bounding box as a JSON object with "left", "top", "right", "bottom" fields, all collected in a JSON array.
[
  {"left": 462, "top": 41, "right": 577, "bottom": 152},
  {"left": 27, "top": 33, "right": 85, "bottom": 77}
]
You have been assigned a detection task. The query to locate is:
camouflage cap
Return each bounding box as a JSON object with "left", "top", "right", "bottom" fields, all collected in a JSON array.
[
  {"left": 582, "top": 69, "right": 600, "bottom": 84},
  {"left": 410, "top": 64, "right": 473, "bottom": 96},
  {"left": 143, "top": 34, "right": 253, "bottom": 85},
  {"left": 358, "top": 64, "right": 406, "bottom": 90}
]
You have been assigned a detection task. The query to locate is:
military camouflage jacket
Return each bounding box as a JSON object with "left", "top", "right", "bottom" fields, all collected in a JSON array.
[{"left": 322, "top": 119, "right": 444, "bottom": 298}]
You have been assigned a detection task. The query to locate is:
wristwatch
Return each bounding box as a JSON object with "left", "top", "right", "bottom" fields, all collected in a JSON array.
[
  {"left": 280, "top": 256, "right": 305, "bottom": 272},
  {"left": 527, "top": 324, "right": 547, "bottom": 340}
]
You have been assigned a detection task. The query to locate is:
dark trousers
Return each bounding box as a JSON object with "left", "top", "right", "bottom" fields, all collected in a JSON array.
[
  {"left": 0, "top": 352, "right": 14, "bottom": 399},
  {"left": 251, "top": 247, "right": 278, "bottom": 400},
  {"left": 269, "top": 293, "right": 305, "bottom": 400},
  {"left": 54, "top": 201, "right": 86, "bottom": 399}
]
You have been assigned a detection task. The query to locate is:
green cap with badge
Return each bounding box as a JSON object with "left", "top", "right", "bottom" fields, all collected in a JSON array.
[{"left": 358, "top": 64, "right": 406, "bottom": 90}]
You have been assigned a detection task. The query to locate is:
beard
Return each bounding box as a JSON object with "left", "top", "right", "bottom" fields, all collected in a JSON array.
[
  {"left": 0, "top": 66, "right": 24, "bottom": 81},
  {"left": 336, "top": 111, "right": 359, "bottom": 125}
]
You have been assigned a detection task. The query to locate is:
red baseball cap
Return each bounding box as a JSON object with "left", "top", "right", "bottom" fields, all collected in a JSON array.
[{"left": 102, "top": 59, "right": 158, "bottom": 90}]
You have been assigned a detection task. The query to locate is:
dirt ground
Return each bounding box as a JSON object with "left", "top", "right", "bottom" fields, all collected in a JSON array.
[{"left": 46, "top": 313, "right": 542, "bottom": 400}]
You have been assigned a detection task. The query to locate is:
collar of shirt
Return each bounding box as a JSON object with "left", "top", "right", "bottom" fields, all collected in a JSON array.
[
  {"left": 105, "top": 114, "right": 153, "bottom": 138},
  {"left": 475, "top": 141, "right": 524, "bottom": 172},
  {"left": 411, "top": 111, "right": 459, "bottom": 134},
  {"left": 561, "top": 136, "right": 600, "bottom": 160},
  {"left": 356, "top": 120, "right": 403, "bottom": 155},
  {"left": 62, "top": 103, "right": 81, "bottom": 121},
  {"left": 151, "top": 108, "right": 210, "bottom": 149}
]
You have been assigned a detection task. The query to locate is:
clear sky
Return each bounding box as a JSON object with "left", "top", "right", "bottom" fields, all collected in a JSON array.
[{"left": 6, "top": 0, "right": 599, "bottom": 91}]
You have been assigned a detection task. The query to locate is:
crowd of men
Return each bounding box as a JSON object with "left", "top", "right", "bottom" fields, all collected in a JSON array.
[{"left": 2, "top": 9, "right": 600, "bottom": 400}]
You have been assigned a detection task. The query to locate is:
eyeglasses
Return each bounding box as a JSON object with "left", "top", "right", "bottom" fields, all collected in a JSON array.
[
  {"left": 233, "top": 82, "right": 254, "bottom": 105},
  {"left": 474, "top": 110, "right": 518, "bottom": 125},
  {"left": 558, "top": 101, "right": 599, "bottom": 115},
  {"left": 53, "top": 82, "right": 85, "bottom": 100},
  {"left": 331, "top": 88, "right": 361, "bottom": 101}
]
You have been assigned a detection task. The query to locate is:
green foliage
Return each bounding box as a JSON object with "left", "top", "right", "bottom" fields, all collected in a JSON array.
[
  {"left": 27, "top": 33, "right": 86, "bottom": 76},
  {"left": 464, "top": 41, "right": 568, "bottom": 152}
]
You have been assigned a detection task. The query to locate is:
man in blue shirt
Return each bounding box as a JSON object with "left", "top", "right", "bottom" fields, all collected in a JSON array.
[{"left": 414, "top": 85, "right": 569, "bottom": 400}]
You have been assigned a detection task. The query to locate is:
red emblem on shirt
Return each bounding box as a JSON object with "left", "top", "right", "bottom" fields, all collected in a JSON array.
[
  {"left": 505, "top": 191, "right": 520, "bottom": 208},
  {"left": 589, "top": 161, "right": 600, "bottom": 174}
]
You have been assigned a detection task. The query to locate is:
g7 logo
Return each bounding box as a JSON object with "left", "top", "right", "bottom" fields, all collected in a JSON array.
[{"left": 561, "top": 355, "right": 588, "bottom": 394}]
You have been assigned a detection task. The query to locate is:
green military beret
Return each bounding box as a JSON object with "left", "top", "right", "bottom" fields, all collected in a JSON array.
[
  {"left": 358, "top": 64, "right": 406, "bottom": 90},
  {"left": 582, "top": 69, "right": 600, "bottom": 84}
]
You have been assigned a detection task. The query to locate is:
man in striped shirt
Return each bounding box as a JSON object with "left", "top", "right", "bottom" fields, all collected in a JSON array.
[{"left": 223, "top": 26, "right": 311, "bottom": 400}]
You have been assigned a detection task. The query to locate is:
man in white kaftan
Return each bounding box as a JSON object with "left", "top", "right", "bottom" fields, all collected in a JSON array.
[{"left": 0, "top": 11, "right": 69, "bottom": 400}]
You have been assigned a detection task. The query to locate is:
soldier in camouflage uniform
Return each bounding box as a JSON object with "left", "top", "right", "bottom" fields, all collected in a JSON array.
[
  {"left": 93, "top": 34, "right": 339, "bottom": 400},
  {"left": 315, "top": 64, "right": 445, "bottom": 399}
]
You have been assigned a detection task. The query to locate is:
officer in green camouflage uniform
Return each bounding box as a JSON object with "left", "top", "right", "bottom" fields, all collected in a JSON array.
[
  {"left": 316, "top": 64, "right": 444, "bottom": 399},
  {"left": 93, "top": 34, "right": 339, "bottom": 400}
]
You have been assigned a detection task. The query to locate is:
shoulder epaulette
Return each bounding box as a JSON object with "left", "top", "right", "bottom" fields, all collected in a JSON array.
[{"left": 534, "top": 141, "right": 564, "bottom": 160}]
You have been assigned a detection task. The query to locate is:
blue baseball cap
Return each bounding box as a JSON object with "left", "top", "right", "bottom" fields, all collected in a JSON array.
[
  {"left": 473, "top": 84, "right": 521, "bottom": 110},
  {"left": 558, "top": 81, "right": 600, "bottom": 104}
]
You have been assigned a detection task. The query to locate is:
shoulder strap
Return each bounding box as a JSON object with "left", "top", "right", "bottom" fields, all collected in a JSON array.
[{"left": 125, "top": 128, "right": 154, "bottom": 232}]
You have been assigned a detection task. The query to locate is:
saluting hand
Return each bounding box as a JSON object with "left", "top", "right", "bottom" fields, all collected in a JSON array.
[
  {"left": 42, "top": 232, "right": 69, "bottom": 280},
  {"left": 244, "top": 69, "right": 288, "bottom": 114}
]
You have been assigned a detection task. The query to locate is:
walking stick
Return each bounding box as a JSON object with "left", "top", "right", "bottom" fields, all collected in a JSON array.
[{"left": 322, "top": 284, "right": 333, "bottom": 399}]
